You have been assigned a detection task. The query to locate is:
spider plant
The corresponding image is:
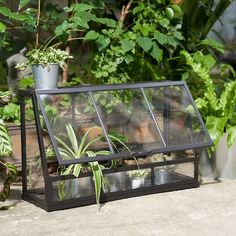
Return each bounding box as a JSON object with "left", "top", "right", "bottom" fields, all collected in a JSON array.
[{"left": 55, "top": 123, "right": 132, "bottom": 205}]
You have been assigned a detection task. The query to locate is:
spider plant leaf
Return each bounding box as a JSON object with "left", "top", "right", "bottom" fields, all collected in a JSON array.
[
  {"left": 86, "top": 151, "right": 102, "bottom": 205},
  {"left": 73, "top": 164, "right": 82, "bottom": 177},
  {"left": 63, "top": 164, "right": 74, "bottom": 175},
  {"left": 57, "top": 181, "right": 66, "bottom": 200},
  {"left": 78, "top": 126, "right": 101, "bottom": 155},
  {"left": 81, "top": 135, "right": 103, "bottom": 154},
  {"left": 66, "top": 123, "right": 79, "bottom": 155},
  {"left": 55, "top": 135, "right": 77, "bottom": 158},
  {"left": 58, "top": 148, "right": 73, "bottom": 160},
  {"left": 91, "top": 162, "right": 102, "bottom": 205},
  {"left": 108, "top": 134, "right": 131, "bottom": 152},
  {"left": 95, "top": 150, "right": 111, "bottom": 155}
]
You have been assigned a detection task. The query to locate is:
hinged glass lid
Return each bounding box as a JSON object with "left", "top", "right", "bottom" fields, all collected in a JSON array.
[{"left": 35, "top": 81, "right": 212, "bottom": 165}]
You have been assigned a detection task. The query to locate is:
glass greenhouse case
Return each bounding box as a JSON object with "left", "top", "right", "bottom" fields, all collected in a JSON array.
[{"left": 20, "top": 81, "right": 212, "bottom": 211}]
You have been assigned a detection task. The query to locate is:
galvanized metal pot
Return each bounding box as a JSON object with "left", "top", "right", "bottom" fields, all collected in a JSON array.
[{"left": 32, "top": 64, "right": 59, "bottom": 89}]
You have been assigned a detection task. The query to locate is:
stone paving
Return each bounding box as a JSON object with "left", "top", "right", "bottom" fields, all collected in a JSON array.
[{"left": 1, "top": 178, "right": 236, "bottom": 236}]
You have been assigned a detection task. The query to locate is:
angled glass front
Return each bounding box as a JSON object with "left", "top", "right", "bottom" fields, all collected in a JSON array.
[{"left": 35, "top": 81, "right": 212, "bottom": 165}]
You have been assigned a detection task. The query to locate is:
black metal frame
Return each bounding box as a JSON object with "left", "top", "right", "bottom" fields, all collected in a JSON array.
[{"left": 20, "top": 81, "right": 212, "bottom": 212}]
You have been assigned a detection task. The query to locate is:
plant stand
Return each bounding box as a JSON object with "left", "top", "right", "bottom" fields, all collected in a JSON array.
[{"left": 19, "top": 81, "right": 212, "bottom": 211}]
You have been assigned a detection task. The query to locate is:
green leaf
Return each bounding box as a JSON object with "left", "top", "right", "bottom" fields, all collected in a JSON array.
[
  {"left": 66, "top": 3, "right": 95, "bottom": 12},
  {"left": 150, "top": 42, "right": 163, "bottom": 63},
  {"left": 90, "top": 162, "right": 102, "bottom": 205},
  {"left": 66, "top": 123, "right": 79, "bottom": 155},
  {"left": 193, "top": 53, "right": 216, "bottom": 70},
  {"left": 172, "top": 5, "right": 182, "bottom": 18},
  {"left": 206, "top": 116, "right": 227, "bottom": 151},
  {"left": 121, "top": 39, "right": 135, "bottom": 53},
  {"left": 226, "top": 126, "right": 236, "bottom": 149},
  {"left": 96, "top": 18, "right": 117, "bottom": 28},
  {"left": 19, "top": 0, "right": 30, "bottom": 9},
  {"left": 63, "top": 164, "right": 74, "bottom": 175},
  {"left": 73, "top": 164, "right": 82, "bottom": 177},
  {"left": 200, "top": 39, "right": 225, "bottom": 54},
  {"left": 173, "top": 31, "right": 184, "bottom": 41},
  {"left": 0, "top": 162, "right": 17, "bottom": 202},
  {"left": 136, "top": 36, "right": 153, "bottom": 52},
  {"left": 96, "top": 35, "right": 111, "bottom": 51},
  {"left": 0, "top": 21, "right": 6, "bottom": 33},
  {"left": 166, "top": 7, "right": 174, "bottom": 19},
  {"left": 154, "top": 31, "right": 168, "bottom": 45},
  {"left": 55, "top": 136, "right": 77, "bottom": 159},
  {"left": 0, "top": 119, "right": 12, "bottom": 157},
  {"left": 55, "top": 21, "right": 70, "bottom": 36},
  {"left": 84, "top": 30, "right": 100, "bottom": 41}
]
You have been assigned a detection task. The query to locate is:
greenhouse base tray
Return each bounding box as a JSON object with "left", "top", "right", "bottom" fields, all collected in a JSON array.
[{"left": 22, "top": 170, "right": 199, "bottom": 212}]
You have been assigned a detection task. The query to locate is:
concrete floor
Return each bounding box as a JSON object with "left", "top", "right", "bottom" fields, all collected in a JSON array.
[{"left": 1, "top": 178, "right": 236, "bottom": 236}]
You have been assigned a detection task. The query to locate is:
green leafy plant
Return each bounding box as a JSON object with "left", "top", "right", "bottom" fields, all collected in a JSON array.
[
  {"left": 0, "top": 90, "right": 20, "bottom": 125},
  {"left": 16, "top": 47, "right": 72, "bottom": 70},
  {"left": 56, "top": 123, "right": 131, "bottom": 205},
  {"left": 181, "top": 50, "right": 236, "bottom": 153},
  {"left": 84, "top": 0, "right": 184, "bottom": 84},
  {"left": 0, "top": 119, "right": 17, "bottom": 202},
  {"left": 0, "top": 119, "right": 12, "bottom": 157}
]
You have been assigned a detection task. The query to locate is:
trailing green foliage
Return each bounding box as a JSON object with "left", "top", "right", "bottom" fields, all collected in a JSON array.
[
  {"left": 0, "top": 162, "right": 18, "bottom": 202},
  {"left": 16, "top": 47, "right": 72, "bottom": 69},
  {"left": 0, "top": 105, "right": 17, "bottom": 202},
  {"left": 0, "top": 119, "right": 12, "bottom": 157}
]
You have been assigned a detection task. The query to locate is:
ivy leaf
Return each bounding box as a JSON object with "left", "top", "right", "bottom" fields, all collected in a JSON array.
[
  {"left": 0, "top": 21, "right": 6, "bottom": 33},
  {"left": 84, "top": 30, "right": 100, "bottom": 41},
  {"left": 136, "top": 36, "right": 152, "bottom": 52},
  {"left": 150, "top": 42, "right": 163, "bottom": 63},
  {"left": 121, "top": 39, "right": 135, "bottom": 53},
  {"left": 96, "top": 35, "right": 110, "bottom": 51}
]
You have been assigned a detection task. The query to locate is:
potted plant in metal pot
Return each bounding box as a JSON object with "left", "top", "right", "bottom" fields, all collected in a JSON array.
[{"left": 16, "top": 47, "right": 72, "bottom": 89}]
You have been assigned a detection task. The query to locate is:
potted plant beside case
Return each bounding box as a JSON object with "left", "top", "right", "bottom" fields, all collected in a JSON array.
[{"left": 16, "top": 47, "right": 72, "bottom": 89}]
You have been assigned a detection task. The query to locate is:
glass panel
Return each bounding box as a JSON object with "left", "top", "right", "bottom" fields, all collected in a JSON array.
[
  {"left": 144, "top": 85, "right": 211, "bottom": 148},
  {"left": 106, "top": 161, "right": 194, "bottom": 192},
  {"left": 25, "top": 102, "right": 45, "bottom": 200},
  {"left": 92, "top": 89, "right": 165, "bottom": 153},
  {"left": 37, "top": 93, "right": 111, "bottom": 163}
]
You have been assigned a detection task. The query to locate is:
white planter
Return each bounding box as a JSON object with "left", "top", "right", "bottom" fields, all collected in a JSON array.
[
  {"left": 132, "top": 178, "right": 145, "bottom": 189},
  {"left": 32, "top": 64, "right": 59, "bottom": 90}
]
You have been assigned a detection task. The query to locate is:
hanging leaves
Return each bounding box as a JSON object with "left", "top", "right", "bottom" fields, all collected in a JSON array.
[
  {"left": 0, "top": 163, "right": 17, "bottom": 202},
  {"left": 0, "top": 119, "right": 12, "bottom": 157}
]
